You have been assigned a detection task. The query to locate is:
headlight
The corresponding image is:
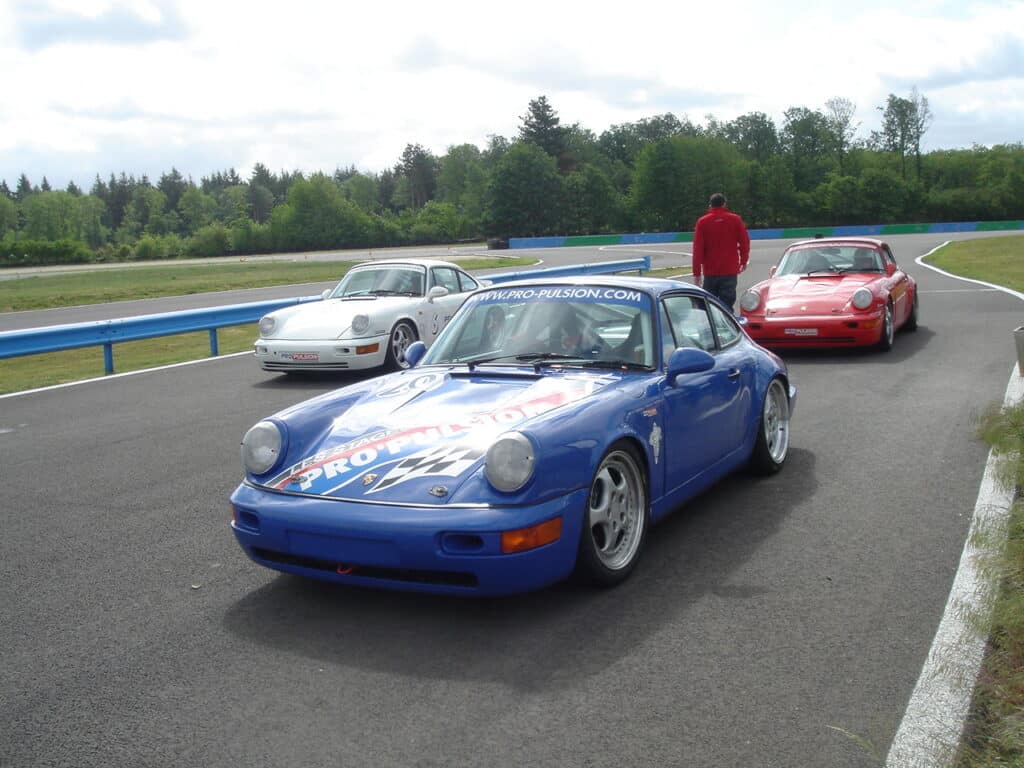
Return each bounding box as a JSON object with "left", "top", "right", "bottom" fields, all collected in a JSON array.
[
  {"left": 350, "top": 313, "right": 370, "bottom": 335},
  {"left": 241, "top": 420, "right": 282, "bottom": 475},
  {"left": 485, "top": 432, "right": 535, "bottom": 492},
  {"left": 258, "top": 315, "right": 276, "bottom": 337},
  {"left": 851, "top": 288, "right": 873, "bottom": 310},
  {"left": 740, "top": 290, "right": 762, "bottom": 312}
]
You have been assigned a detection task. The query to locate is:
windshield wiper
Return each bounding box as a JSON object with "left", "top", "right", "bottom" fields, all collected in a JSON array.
[
  {"left": 462, "top": 354, "right": 523, "bottom": 370},
  {"left": 579, "top": 359, "right": 652, "bottom": 371}
]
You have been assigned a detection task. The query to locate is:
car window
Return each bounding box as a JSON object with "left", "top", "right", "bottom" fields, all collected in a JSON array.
[
  {"left": 662, "top": 295, "right": 715, "bottom": 351},
  {"left": 659, "top": 303, "right": 677, "bottom": 365},
  {"left": 708, "top": 304, "right": 742, "bottom": 348},
  {"left": 424, "top": 286, "right": 654, "bottom": 367},
  {"left": 332, "top": 265, "right": 424, "bottom": 297},
  {"left": 431, "top": 267, "right": 462, "bottom": 294},
  {"left": 457, "top": 271, "right": 478, "bottom": 292}
]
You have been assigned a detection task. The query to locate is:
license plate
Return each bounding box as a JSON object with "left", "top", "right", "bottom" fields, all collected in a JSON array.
[
  {"left": 783, "top": 328, "right": 818, "bottom": 336},
  {"left": 286, "top": 352, "right": 319, "bottom": 361}
]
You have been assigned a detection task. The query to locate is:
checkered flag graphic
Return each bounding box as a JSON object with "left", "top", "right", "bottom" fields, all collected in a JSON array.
[{"left": 368, "top": 444, "right": 485, "bottom": 493}]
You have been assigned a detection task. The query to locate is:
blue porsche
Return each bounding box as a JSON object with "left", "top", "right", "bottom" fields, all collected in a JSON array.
[{"left": 230, "top": 276, "right": 796, "bottom": 596}]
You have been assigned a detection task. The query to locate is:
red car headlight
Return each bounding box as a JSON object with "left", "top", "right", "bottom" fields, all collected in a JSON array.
[
  {"left": 740, "top": 290, "right": 762, "bottom": 312},
  {"left": 851, "top": 288, "right": 873, "bottom": 310}
]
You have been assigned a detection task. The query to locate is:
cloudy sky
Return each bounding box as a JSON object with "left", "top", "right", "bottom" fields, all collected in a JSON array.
[{"left": 2, "top": 0, "right": 1022, "bottom": 190}]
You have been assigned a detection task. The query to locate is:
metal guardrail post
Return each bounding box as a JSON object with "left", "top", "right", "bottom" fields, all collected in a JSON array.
[
  {"left": 209, "top": 329, "right": 219, "bottom": 357},
  {"left": 103, "top": 343, "right": 114, "bottom": 375},
  {"left": 1015, "top": 326, "right": 1024, "bottom": 374}
]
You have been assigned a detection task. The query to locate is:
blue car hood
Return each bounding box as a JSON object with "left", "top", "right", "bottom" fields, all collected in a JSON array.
[{"left": 258, "top": 368, "right": 621, "bottom": 502}]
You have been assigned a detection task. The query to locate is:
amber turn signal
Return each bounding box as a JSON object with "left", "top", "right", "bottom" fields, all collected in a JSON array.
[{"left": 501, "top": 517, "right": 562, "bottom": 554}]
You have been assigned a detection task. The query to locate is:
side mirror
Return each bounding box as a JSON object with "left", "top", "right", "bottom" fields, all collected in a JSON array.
[
  {"left": 885, "top": 262, "right": 897, "bottom": 276},
  {"left": 321, "top": 289, "right": 332, "bottom": 300},
  {"left": 404, "top": 341, "right": 427, "bottom": 368},
  {"left": 666, "top": 347, "right": 715, "bottom": 385},
  {"left": 769, "top": 266, "right": 777, "bottom": 277},
  {"left": 427, "top": 286, "right": 449, "bottom": 303}
]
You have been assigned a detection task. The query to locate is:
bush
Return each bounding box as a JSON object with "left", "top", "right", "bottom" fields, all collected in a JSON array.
[
  {"left": 0, "top": 237, "right": 93, "bottom": 267},
  {"left": 132, "top": 234, "right": 184, "bottom": 261},
  {"left": 230, "top": 220, "right": 274, "bottom": 254},
  {"left": 185, "top": 223, "right": 231, "bottom": 258}
]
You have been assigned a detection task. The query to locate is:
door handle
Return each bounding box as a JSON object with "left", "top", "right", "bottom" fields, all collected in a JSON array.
[{"left": 727, "top": 369, "right": 741, "bottom": 379}]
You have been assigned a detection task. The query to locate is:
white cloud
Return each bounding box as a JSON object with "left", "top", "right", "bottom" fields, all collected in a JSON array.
[{"left": 2, "top": 0, "right": 1022, "bottom": 188}]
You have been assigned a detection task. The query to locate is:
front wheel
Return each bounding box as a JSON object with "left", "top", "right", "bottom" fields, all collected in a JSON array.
[
  {"left": 385, "top": 321, "right": 417, "bottom": 371},
  {"left": 575, "top": 443, "right": 649, "bottom": 588},
  {"left": 748, "top": 378, "right": 791, "bottom": 475},
  {"left": 877, "top": 302, "right": 894, "bottom": 352}
]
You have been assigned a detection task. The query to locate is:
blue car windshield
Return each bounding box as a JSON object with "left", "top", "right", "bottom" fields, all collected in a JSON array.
[{"left": 424, "top": 285, "right": 656, "bottom": 368}]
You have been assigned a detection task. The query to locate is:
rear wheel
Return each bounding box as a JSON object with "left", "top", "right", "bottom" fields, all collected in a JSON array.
[
  {"left": 575, "top": 442, "right": 649, "bottom": 588},
  {"left": 385, "top": 321, "right": 417, "bottom": 370},
  {"left": 904, "top": 291, "right": 919, "bottom": 332},
  {"left": 877, "top": 302, "right": 894, "bottom": 351},
  {"left": 748, "top": 378, "right": 790, "bottom": 475}
]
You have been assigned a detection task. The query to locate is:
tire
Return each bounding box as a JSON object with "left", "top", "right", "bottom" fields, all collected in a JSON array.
[
  {"left": 748, "top": 378, "right": 791, "bottom": 475},
  {"left": 877, "top": 302, "right": 894, "bottom": 351},
  {"left": 575, "top": 442, "right": 649, "bottom": 588},
  {"left": 385, "top": 321, "right": 417, "bottom": 371},
  {"left": 904, "top": 291, "right": 919, "bottom": 332}
]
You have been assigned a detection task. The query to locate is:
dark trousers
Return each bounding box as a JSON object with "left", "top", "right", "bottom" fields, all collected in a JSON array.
[{"left": 703, "top": 274, "right": 738, "bottom": 312}]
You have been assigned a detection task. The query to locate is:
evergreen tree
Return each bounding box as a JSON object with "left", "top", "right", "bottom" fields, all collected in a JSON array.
[
  {"left": 398, "top": 144, "right": 438, "bottom": 209},
  {"left": 15, "top": 174, "right": 34, "bottom": 202},
  {"left": 519, "top": 95, "right": 569, "bottom": 170}
]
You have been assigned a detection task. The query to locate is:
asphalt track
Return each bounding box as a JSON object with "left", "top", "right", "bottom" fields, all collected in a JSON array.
[{"left": 1, "top": 233, "right": 1020, "bottom": 767}]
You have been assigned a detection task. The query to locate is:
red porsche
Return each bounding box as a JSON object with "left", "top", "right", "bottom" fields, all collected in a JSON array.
[{"left": 739, "top": 237, "right": 919, "bottom": 351}]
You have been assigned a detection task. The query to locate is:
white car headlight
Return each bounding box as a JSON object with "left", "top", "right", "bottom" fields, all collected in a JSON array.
[
  {"left": 851, "top": 288, "right": 873, "bottom": 310},
  {"left": 740, "top": 290, "right": 762, "bottom": 312},
  {"left": 241, "top": 420, "right": 282, "bottom": 475},
  {"left": 258, "top": 315, "right": 276, "bottom": 337},
  {"left": 350, "top": 313, "right": 370, "bottom": 335},
  {"left": 485, "top": 432, "right": 536, "bottom": 492}
]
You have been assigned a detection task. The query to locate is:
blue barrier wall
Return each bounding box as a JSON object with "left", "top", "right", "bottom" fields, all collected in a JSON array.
[{"left": 508, "top": 220, "right": 1024, "bottom": 249}]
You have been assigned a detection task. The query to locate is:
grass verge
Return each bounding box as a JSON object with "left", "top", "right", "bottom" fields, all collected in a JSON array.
[
  {"left": 927, "top": 234, "right": 1024, "bottom": 293},
  {"left": 954, "top": 402, "right": 1024, "bottom": 768},
  {"left": 0, "top": 324, "right": 258, "bottom": 395},
  {"left": 925, "top": 235, "right": 1024, "bottom": 767},
  {"left": 0, "top": 255, "right": 537, "bottom": 312}
]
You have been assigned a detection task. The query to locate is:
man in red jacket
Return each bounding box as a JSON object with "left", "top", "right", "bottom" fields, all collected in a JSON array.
[{"left": 691, "top": 192, "right": 750, "bottom": 313}]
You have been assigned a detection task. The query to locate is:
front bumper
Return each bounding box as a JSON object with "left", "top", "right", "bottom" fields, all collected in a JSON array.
[
  {"left": 229, "top": 482, "right": 587, "bottom": 596},
  {"left": 742, "top": 310, "right": 884, "bottom": 348},
  {"left": 253, "top": 335, "right": 389, "bottom": 371}
]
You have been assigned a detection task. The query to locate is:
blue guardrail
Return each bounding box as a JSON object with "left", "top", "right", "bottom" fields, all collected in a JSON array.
[{"left": 0, "top": 257, "right": 650, "bottom": 375}]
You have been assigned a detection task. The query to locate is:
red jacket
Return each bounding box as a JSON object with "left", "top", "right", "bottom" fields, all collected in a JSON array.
[{"left": 691, "top": 206, "right": 750, "bottom": 278}]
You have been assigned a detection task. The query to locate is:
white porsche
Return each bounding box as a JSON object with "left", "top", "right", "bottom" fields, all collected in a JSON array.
[{"left": 254, "top": 259, "right": 483, "bottom": 373}]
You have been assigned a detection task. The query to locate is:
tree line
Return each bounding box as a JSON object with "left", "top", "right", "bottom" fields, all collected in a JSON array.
[{"left": 2, "top": 88, "right": 1022, "bottom": 267}]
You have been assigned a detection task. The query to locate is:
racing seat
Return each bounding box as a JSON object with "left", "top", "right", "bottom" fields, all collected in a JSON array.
[
  {"left": 614, "top": 314, "right": 645, "bottom": 361},
  {"left": 852, "top": 248, "right": 880, "bottom": 272},
  {"left": 802, "top": 252, "right": 831, "bottom": 273}
]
